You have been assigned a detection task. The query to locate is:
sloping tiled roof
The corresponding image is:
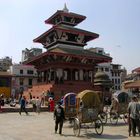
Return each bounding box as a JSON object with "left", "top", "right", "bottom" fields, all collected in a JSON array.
[
  {"left": 51, "top": 47, "right": 111, "bottom": 60},
  {"left": 24, "top": 46, "right": 112, "bottom": 65},
  {"left": 33, "top": 25, "right": 99, "bottom": 43},
  {"left": 124, "top": 80, "right": 140, "bottom": 88},
  {"left": 45, "top": 10, "right": 86, "bottom": 25},
  {"left": 132, "top": 67, "right": 140, "bottom": 73},
  {"left": 55, "top": 25, "right": 99, "bottom": 38},
  {"left": 0, "top": 71, "right": 12, "bottom": 77}
]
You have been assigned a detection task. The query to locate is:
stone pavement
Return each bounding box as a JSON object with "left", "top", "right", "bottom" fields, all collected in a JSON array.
[{"left": 0, "top": 112, "right": 139, "bottom": 140}]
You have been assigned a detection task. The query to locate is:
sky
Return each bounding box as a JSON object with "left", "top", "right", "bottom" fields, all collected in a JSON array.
[{"left": 0, "top": 0, "right": 140, "bottom": 74}]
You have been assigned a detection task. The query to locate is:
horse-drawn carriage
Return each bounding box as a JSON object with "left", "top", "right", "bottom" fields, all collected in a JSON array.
[
  {"left": 110, "top": 91, "right": 129, "bottom": 124},
  {"left": 72, "top": 90, "right": 104, "bottom": 136}
]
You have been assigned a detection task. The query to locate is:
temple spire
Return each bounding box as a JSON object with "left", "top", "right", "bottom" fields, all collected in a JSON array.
[{"left": 63, "top": 3, "right": 69, "bottom": 12}]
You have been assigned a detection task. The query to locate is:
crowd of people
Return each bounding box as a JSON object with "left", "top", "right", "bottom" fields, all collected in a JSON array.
[
  {"left": 26, "top": 90, "right": 55, "bottom": 114},
  {"left": 0, "top": 90, "right": 55, "bottom": 114}
]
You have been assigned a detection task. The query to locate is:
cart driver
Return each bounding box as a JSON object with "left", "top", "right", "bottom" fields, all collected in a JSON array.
[{"left": 110, "top": 96, "right": 119, "bottom": 114}]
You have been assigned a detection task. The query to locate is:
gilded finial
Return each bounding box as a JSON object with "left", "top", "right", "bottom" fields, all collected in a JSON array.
[{"left": 63, "top": 3, "right": 69, "bottom": 12}]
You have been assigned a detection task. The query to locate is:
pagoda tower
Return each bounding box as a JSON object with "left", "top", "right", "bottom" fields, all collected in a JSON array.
[{"left": 23, "top": 5, "right": 112, "bottom": 100}]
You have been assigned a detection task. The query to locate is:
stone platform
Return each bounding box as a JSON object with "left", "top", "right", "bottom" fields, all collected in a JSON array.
[{"left": 1, "top": 104, "right": 48, "bottom": 113}]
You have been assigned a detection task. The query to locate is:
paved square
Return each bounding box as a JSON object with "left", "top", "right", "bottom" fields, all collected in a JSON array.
[{"left": 0, "top": 112, "right": 139, "bottom": 140}]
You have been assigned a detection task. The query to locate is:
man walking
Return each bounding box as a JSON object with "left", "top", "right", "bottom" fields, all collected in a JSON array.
[
  {"left": 31, "top": 96, "right": 36, "bottom": 112},
  {"left": 110, "top": 97, "right": 119, "bottom": 114},
  {"left": 54, "top": 102, "right": 65, "bottom": 135},
  {"left": 128, "top": 96, "right": 140, "bottom": 136},
  {"left": 36, "top": 97, "right": 41, "bottom": 114},
  {"left": 19, "top": 96, "right": 28, "bottom": 115}
]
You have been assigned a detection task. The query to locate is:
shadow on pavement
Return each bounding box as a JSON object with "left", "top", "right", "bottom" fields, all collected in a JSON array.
[
  {"left": 105, "top": 122, "right": 127, "bottom": 127},
  {"left": 59, "top": 133, "right": 128, "bottom": 139},
  {"left": 86, "top": 133, "right": 128, "bottom": 139},
  {"left": 59, "top": 133, "right": 85, "bottom": 138}
]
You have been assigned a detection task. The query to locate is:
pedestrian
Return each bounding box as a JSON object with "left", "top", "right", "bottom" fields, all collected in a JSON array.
[
  {"left": 29, "top": 91, "right": 32, "bottom": 103},
  {"left": 110, "top": 96, "right": 119, "bottom": 114},
  {"left": 128, "top": 96, "right": 140, "bottom": 136},
  {"left": 60, "top": 96, "right": 64, "bottom": 106},
  {"left": 0, "top": 95, "right": 2, "bottom": 112},
  {"left": 54, "top": 102, "right": 65, "bottom": 135},
  {"left": 19, "top": 96, "right": 28, "bottom": 115},
  {"left": 49, "top": 97, "right": 54, "bottom": 112},
  {"left": 41, "top": 91, "right": 45, "bottom": 106},
  {"left": 36, "top": 97, "right": 41, "bottom": 114},
  {"left": 31, "top": 96, "right": 36, "bottom": 112},
  {"left": 47, "top": 90, "right": 51, "bottom": 97},
  {"left": 0, "top": 94, "right": 4, "bottom": 106},
  {"left": 0, "top": 94, "right": 5, "bottom": 112}
]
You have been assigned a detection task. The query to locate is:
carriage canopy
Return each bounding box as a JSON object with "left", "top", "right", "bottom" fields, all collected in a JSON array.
[
  {"left": 63, "top": 92, "right": 76, "bottom": 106},
  {"left": 114, "top": 91, "right": 129, "bottom": 103},
  {"left": 113, "top": 91, "right": 129, "bottom": 114},
  {"left": 63, "top": 92, "right": 76, "bottom": 118},
  {"left": 77, "top": 90, "right": 101, "bottom": 108}
]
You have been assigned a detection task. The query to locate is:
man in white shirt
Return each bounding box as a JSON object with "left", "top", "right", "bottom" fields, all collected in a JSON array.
[{"left": 128, "top": 96, "right": 140, "bottom": 136}]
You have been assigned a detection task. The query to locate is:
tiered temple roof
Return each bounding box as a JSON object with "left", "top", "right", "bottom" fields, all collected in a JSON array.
[{"left": 24, "top": 5, "right": 112, "bottom": 65}]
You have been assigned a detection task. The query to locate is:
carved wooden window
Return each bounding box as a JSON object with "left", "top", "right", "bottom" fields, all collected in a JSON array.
[
  {"left": 55, "top": 15, "right": 62, "bottom": 24},
  {"left": 66, "top": 33, "right": 78, "bottom": 42},
  {"left": 19, "top": 78, "right": 24, "bottom": 86},
  {"left": 64, "top": 16, "right": 72, "bottom": 22},
  {"left": 49, "top": 34, "right": 54, "bottom": 43},
  {"left": 28, "top": 79, "right": 32, "bottom": 86}
]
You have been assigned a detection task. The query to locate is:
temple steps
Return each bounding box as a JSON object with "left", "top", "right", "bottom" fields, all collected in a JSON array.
[{"left": 23, "top": 81, "right": 94, "bottom": 101}]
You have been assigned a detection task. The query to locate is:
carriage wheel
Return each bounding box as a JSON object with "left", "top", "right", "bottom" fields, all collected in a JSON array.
[
  {"left": 122, "top": 114, "right": 128, "bottom": 124},
  {"left": 99, "top": 112, "right": 107, "bottom": 124},
  {"left": 69, "top": 118, "right": 75, "bottom": 127},
  {"left": 95, "top": 118, "right": 103, "bottom": 135},
  {"left": 73, "top": 118, "right": 80, "bottom": 136},
  {"left": 110, "top": 112, "right": 118, "bottom": 125}
]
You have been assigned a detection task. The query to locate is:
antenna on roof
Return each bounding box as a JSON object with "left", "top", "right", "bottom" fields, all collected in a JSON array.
[{"left": 63, "top": 3, "right": 69, "bottom": 12}]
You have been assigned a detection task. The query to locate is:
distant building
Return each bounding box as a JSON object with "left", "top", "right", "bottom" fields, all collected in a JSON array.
[
  {"left": 0, "top": 71, "right": 12, "bottom": 98},
  {"left": 21, "top": 48, "right": 42, "bottom": 62},
  {"left": 111, "top": 64, "right": 126, "bottom": 91},
  {"left": 0, "top": 56, "right": 12, "bottom": 71},
  {"left": 123, "top": 67, "right": 140, "bottom": 97},
  {"left": 93, "top": 47, "right": 127, "bottom": 91},
  {"left": 89, "top": 47, "right": 110, "bottom": 56},
  {"left": 131, "top": 67, "right": 140, "bottom": 80},
  {"left": 9, "top": 64, "right": 37, "bottom": 97},
  {"left": 120, "top": 67, "right": 127, "bottom": 82}
]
